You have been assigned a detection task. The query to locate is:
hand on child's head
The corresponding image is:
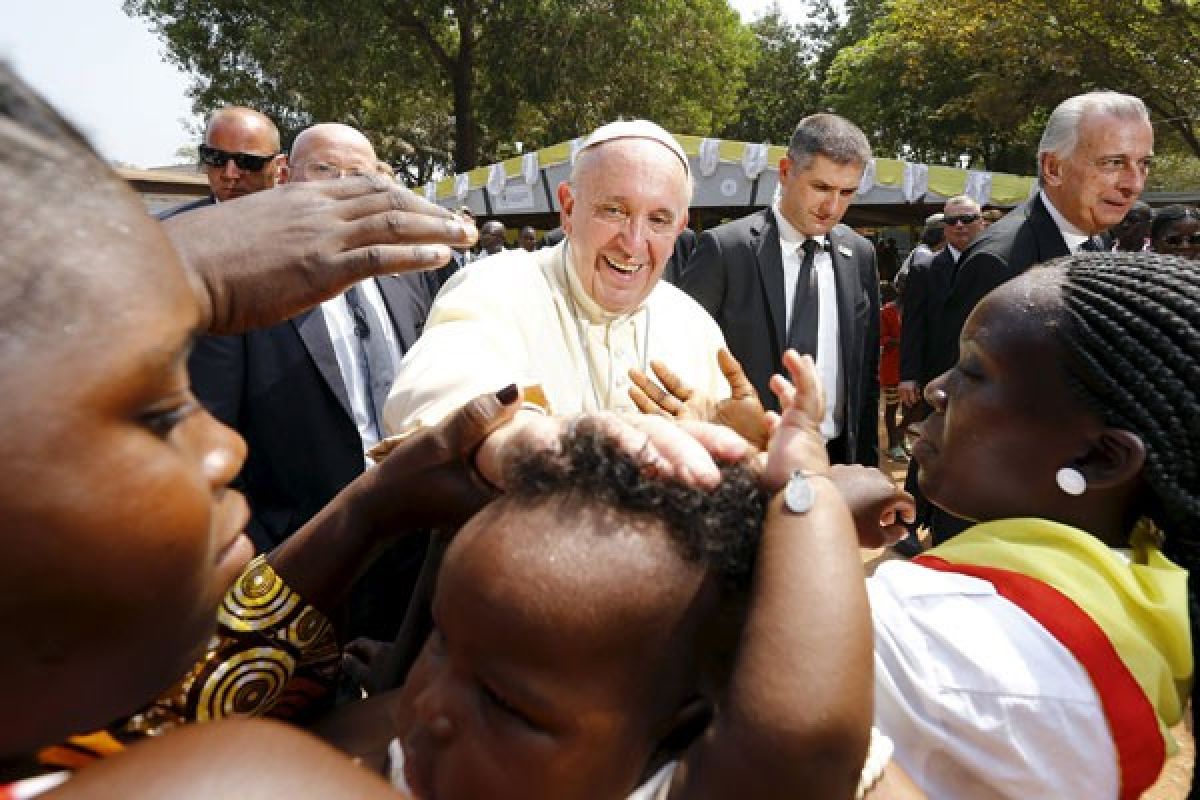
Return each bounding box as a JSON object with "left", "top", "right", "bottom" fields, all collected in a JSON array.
[
  {"left": 618, "top": 413, "right": 749, "bottom": 490},
  {"left": 480, "top": 411, "right": 751, "bottom": 494},
  {"left": 365, "top": 386, "right": 524, "bottom": 530}
]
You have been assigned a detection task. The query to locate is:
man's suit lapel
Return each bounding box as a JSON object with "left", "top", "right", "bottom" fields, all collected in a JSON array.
[
  {"left": 827, "top": 226, "right": 860, "bottom": 373},
  {"left": 376, "top": 275, "right": 421, "bottom": 352},
  {"left": 292, "top": 306, "right": 354, "bottom": 420},
  {"left": 754, "top": 209, "right": 788, "bottom": 357}
]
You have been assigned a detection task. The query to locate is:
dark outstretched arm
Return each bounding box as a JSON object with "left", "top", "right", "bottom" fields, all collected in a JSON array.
[
  {"left": 674, "top": 352, "right": 873, "bottom": 800},
  {"left": 164, "top": 177, "right": 476, "bottom": 335},
  {"left": 265, "top": 389, "right": 519, "bottom": 618}
]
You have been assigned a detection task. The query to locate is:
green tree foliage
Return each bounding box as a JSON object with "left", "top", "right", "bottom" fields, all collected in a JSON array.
[
  {"left": 721, "top": 1, "right": 841, "bottom": 145},
  {"left": 823, "top": 0, "right": 1200, "bottom": 173},
  {"left": 125, "top": 0, "right": 753, "bottom": 182}
]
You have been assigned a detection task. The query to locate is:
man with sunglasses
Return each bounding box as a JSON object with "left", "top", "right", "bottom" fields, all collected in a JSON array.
[
  {"left": 899, "top": 197, "right": 982, "bottom": 409},
  {"left": 159, "top": 107, "right": 286, "bottom": 219},
  {"left": 894, "top": 195, "right": 983, "bottom": 554}
]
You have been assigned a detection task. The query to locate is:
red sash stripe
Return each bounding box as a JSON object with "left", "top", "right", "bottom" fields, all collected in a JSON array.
[{"left": 914, "top": 555, "right": 1165, "bottom": 800}]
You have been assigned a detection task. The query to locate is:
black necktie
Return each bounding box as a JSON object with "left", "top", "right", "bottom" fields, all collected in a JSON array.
[
  {"left": 787, "top": 238, "right": 821, "bottom": 357},
  {"left": 1079, "top": 236, "right": 1103, "bottom": 252},
  {"left": 343, "top": 282, "right": 396, "bottom": 437}
]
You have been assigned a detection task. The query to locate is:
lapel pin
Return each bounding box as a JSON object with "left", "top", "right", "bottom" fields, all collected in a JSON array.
[{"left": 838, "top": 244, "right": 853, "bottom": 258}]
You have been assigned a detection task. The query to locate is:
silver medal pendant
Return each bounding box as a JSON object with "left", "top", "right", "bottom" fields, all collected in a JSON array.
[{"left": 783, "top": 469, "right": 815, "bottom": 513}]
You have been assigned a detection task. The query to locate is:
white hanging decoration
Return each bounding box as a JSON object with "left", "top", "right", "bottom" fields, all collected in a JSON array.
[
  {"left": 697, "top": 138, "right": 720, "bottom": 177},
  {"left": 741, "top": 142, "right": 769, "bottom": 180},
  {"left": 903, "top": 162, "right": 929, "bottom": 203},
  {"left": 522, "top": 152, "right": 539, "bottom": 185},
  {"left": 487, "top": 162, "right": 507, "bottom": 196},
  {"left": 454, "top": 173, "right": 469, "bottom": 201},
  {"left": 965, "top": 170, "right": 992, "bottom": 206},
  {"left": 424, "top": 182, "right": 436, "bottom": 202},
  {"left": 857, "top": 158, "right": 877, "bottom": 195}
]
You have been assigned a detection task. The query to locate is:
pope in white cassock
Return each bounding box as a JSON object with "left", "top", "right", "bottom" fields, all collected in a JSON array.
[{"left": 384, "top": 120, "right": 730, "bottom": 433}]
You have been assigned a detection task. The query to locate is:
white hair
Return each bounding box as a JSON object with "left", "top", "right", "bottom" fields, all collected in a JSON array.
[{"left": 1037, "top": 91, "right": 1150, "bottom": 178}]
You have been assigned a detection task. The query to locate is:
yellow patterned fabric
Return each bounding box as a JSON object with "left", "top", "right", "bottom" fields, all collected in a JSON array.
[{"left": 39, "top": 556, "right": 339, "bottom": 770}]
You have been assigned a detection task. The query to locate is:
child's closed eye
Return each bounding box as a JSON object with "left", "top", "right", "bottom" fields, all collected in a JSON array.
[{"left": 479, "top": 682, "right": 542, "bottom": 732}]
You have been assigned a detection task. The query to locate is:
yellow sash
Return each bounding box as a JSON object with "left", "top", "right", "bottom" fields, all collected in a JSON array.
[{"left": 926, "top": 517, "right": 1191, "bottom": 739}]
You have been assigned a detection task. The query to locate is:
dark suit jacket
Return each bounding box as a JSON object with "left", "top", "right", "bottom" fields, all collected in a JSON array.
[
  {"left": 679, "top": 208, "right": 880, "bottom": 466},
  {"left": 189, "top": 274, "right": 439, "bottom": 553},
  {"left": 934, "top": 195, "right": 1069, "bottom": 374},
  {"left": 899, "top": 246, "right": 959, "bottom": 386},
  {"left": 661, "top": 228, "right": 698, "bottom": 285},
  {"left": 156, "top": 194, "right": 215, "bottom": 220}
]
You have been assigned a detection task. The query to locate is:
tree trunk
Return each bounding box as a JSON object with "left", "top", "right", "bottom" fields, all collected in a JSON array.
[{"left": 453, "top": 0, "right": 478, "bottom": 172}]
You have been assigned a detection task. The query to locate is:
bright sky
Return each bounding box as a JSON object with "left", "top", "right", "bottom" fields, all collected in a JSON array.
[{"left": 2, "top": 0, "right": 789, "bottom": 168}]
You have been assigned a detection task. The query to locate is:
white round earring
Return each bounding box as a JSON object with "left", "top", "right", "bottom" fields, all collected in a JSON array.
[{"left": 1055, "top": 467, "right": 1087, "bottom": 496}]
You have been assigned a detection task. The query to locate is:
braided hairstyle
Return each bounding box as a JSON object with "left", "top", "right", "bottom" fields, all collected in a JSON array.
[{"left": 1049, "top": 252, "right": 1199, "bottom": 794}]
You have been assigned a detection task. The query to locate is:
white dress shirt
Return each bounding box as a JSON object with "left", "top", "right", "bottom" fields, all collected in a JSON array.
[
  {"left": 320, "top": 278, "right": 403, "bottom": 456},
  {"left": 773, "top": 204, "right": 844, "bottom": 441},
  {"left": 869, "top": 560, "right": 1118, "bottom": 799}
]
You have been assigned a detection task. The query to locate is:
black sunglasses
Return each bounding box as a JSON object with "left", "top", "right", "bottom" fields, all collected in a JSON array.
[
  {"left": 943, "top": 213, "right": 981, "bottom": 226},
  {"left": 198, "top": 144, "right": 278, "bottom": 172},
  {"left": 1161, "top": 233, "right": 1200, "bottom": 247}
]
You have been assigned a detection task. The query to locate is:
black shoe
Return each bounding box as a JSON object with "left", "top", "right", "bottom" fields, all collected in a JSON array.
[{"left": 892, "top": 534, "right": 924, "bottom": 559}]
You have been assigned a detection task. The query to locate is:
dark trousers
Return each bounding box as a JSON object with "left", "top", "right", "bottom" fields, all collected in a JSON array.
[{"left": 826, "top": 431, "right": 848, "bottom": 465}]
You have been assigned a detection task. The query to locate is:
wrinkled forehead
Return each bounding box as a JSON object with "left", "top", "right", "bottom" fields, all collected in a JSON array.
[
  {"left": 291, "top": 131, "right": 376, "bottom": 169},
  {"left": 1076, "top": 111, "right": 1153, "bottom": 153},
  {"left": 573, "top": 139, "right": 690, "bottom": 202}
]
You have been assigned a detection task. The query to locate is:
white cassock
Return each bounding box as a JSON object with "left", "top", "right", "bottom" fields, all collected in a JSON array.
[{"left": 384, "top": 240, "right": 730, "bottom": 431}]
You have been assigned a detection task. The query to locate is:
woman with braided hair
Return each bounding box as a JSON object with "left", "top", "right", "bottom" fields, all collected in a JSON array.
[{"left": 866, "top": 251, "right": 1196, "bottom": 799}]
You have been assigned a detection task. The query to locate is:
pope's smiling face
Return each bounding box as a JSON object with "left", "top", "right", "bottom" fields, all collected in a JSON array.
[{"left": 557, "top": 138, "right": 690, "bottom": 315}]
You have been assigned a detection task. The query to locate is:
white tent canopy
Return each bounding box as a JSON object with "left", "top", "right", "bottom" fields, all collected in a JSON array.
[{"left": 422, "top": 133, "right": 1037, "bottom": 219}]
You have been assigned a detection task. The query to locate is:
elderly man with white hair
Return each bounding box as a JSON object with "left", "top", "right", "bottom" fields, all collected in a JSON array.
[
  {"left": 934, "top": 91, "right": 1154, "bottom": 379},
  {"left": 384, "top": 120, "right": 731, "bottom": 439}
]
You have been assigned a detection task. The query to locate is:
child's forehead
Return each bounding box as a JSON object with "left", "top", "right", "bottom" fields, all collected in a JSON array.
[
  {"left": 444, "top": 500, "right": 707, "bottom": 637},
  {"left": 436, "top": 503, "right": 714, "bottom": 713},
  {"left": 457, "top": 500, "right": 689, "bottom": 583}
]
